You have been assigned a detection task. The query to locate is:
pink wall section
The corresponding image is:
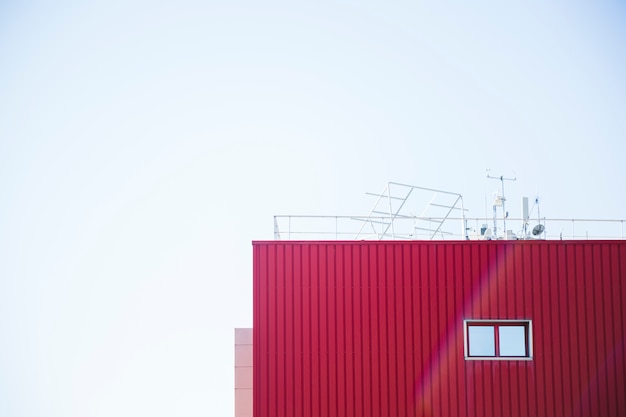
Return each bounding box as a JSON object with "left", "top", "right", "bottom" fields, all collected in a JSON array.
[
  {"left": 253, "top": 240, "right": 626, "bottom": 417},
  {"left": 234, "top": 328, "right": 253, "bottom": 417}
]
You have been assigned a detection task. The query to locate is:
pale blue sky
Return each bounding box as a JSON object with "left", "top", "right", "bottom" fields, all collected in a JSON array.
[{"left": 1, "top": 1, "right": 625, "bottom": 416}]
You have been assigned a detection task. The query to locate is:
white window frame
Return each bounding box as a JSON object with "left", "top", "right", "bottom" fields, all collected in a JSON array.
[{"left": 463, "top": 319, "right": 533, "bottom": 361}]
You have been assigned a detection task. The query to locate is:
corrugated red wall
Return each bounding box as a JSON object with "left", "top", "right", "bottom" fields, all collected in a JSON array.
[{"left": 253, "top": 240, "right": 626, "bottom": 417}]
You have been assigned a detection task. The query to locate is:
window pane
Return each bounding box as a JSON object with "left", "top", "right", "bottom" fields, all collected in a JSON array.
[
  {"left": 468, "top": 326, "right": 495, "bottom": 356},
  {"left": 499, "top": 326, "right": 526, "bottom": 356}
]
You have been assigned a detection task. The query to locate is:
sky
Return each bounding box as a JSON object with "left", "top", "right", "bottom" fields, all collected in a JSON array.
[{"left": 1, "top": 1, "right": 625, "bottom": 416}]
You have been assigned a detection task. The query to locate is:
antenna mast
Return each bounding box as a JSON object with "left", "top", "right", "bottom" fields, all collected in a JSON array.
[{"left": 486, "top": 170, "right": 516, "bottom": 238}]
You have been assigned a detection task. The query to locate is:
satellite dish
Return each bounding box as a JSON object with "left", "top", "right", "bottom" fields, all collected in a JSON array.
[{"left": 532, "top": 224, "right": 545, "bottom": 236}]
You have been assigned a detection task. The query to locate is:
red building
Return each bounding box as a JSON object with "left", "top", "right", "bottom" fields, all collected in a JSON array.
[{"left": 252, "top": 240, "right": 626, "bottom": 417}]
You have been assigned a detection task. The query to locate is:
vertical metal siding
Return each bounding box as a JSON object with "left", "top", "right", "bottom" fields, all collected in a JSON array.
[{"left": 253, "top": 240, "right": 626, "bottom": 417}]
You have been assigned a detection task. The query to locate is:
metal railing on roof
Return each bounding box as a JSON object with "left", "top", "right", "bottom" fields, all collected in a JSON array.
[
  {"left": 273, "top": 215, "right": 626, "bottom": 241},
  {"left": 273, "top": 182, "right": 625, "bottom": 241}
]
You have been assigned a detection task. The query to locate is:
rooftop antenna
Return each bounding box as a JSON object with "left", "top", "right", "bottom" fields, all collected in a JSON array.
[
  {"left": 486, "top": 169, "right": 516, "bottom": 238},
  {"left": 521, "top": 196, "right": 529, "bottom": 237},
  {"left": 532, "top": 196, "right": 545, "bottom": 238},
  {"left": 526, "top": 193, "right": 544, "bottom": 239}
]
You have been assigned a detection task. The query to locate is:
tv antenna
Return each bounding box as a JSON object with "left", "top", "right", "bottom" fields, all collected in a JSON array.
[{"left": 486, "top": 169, "right": 516, "bottom": 238}]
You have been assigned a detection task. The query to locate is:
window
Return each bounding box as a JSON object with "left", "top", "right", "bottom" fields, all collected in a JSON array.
[{"left": 464, "top": 320, "right": 532, "bottom": 360}]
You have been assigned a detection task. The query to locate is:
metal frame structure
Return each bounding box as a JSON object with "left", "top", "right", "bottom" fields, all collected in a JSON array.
[{"left": 355, "top": 182, "right": 467, "bottom": 240}]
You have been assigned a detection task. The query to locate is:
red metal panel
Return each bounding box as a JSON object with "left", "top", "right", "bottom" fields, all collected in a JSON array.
[
  {"left": 253, "top": 240, "right": 626, "bottom": 417},
  {"left": 299, "top": 243, "right": 309, "bottom": 416},
  {"left": 309, "top": 244, "right": 320, "bottom": 417},
  {"left": 593, "top": 244, "right": 609, "bottom": 417},
  {"left": 609, "top": 243, "right": 625, "bottom": 416},
  {"left": 340, "top": 244, "right": 354, "bottom": 417},
  {"left": 617, "top": 243, "right": 626, "bottom": 415},
  {"left": 556, "top": 242, "right": 575, "bottom": 417}
]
